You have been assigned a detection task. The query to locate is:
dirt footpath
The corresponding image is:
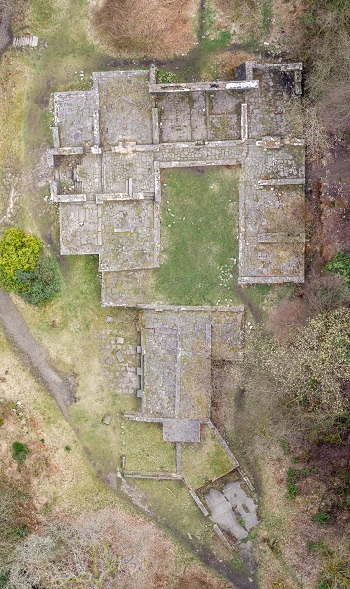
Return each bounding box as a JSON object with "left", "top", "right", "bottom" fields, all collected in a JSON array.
[
  {"left": 0, "top": 0, "right": 12, "bottom": 56},
  {"left": 0, "top": 289, "right": 76, "bottom": 418}
]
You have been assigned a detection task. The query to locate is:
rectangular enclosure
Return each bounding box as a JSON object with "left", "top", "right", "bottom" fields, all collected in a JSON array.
[{"left": 154, "top": 166, "right": 240, "bottom": 306}]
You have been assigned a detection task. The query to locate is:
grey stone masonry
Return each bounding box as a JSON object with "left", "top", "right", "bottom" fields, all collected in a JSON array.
[
  {"left": 163, "top": 419, "right": 201, "bottom": 443},
  {"left": 238, "top": 141, "right": 305, "bottom": 283},
  {"left": 129, "top": 306, "right": 244, "bottom": 430},
  {"left": 50, "top": 62, "right": 305, "bottom": 301},
  {"left": 48, "top": 64, "right": 307, "bottom": 504},
  {"left": 149, "top": 80, "right": 259, "bottom": 93},
  {"left": 124, "top": 306, "right": 244, "bottom": 445}
]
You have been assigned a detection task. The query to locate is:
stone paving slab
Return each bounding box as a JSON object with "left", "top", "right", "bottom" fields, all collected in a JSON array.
[
  {"left": 97, "top": 323, "right": 139, "bottom": 395},
  {"left": 77, "top": 152, "right": 102, "bottom": 195},
  {"left": 60, "top": 203, "right": 99, "bottom": 255},
  {"left": 245, "top": 69, "right": 297, "bottom": 140},
  {"left": 103, "top": 150, "right": 155, "bottom": 194},
  {"left": 101, "top": 269, "right": 155, "bottom": 307},
  {"left": 139, "top": 308, "right": 243, "bottom": 422},
  {"left": 158, "top": 90, "right": 244, "bottom": 143},
  {"left": 244, "top": 143, "right": 304, "bottom": 181},
  {"left": 142, "top": 327, "right": 178, "bottom": 418},
  {"left": 159, "top": 94, "right": 192, "bottom": 143},
  {"left": 211, "top": 309, "right": 244, "bottom": 362},
  {"left": 158, "top": 141, "right": 242, "bottom": 165},
  {"left": 94, "top": 70, "right": 154, "bottom": 146},
  {"left": 205, "top": 488, "right": 248, "bottom": 540},
  {"left": 54, "top": 90, "right": 97, "bottom": 148},
  {"left": 208, "top": 113, "right": 241, "bottom": 141},
  {"left": 223, "top": 481, "right": 258, "bottom": 531},
  {"left": 239, "top": 170, "right": 305, "bottom": 282},
  {"left": 141, "top": 309, "right": 213, "bottom": 420},
  {"left": 163, "top": 418, "right": 201, "bottom": 442},
  {"left": 177, "top": 354, "right": 212, "bottom": 420},
  {"left": 100, "top": 200, "right": 158, "bottom": 271}
]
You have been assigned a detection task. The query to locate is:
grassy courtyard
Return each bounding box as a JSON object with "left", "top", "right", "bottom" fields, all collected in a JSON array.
[
  {"left": 155, "top": 167, "right": 240, "bottom": 306},
  {"left": 181, "top": 426, "right": 233, "bottom": 490}
]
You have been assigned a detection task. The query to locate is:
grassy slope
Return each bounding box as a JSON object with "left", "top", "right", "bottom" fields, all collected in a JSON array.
[
  {"left": 0, "top": 325, "right": 116, "bottom": 516},
  {"left": 0, "top": 1, "right": 108, "bottom": 256},
  {"left": 133, "top": 478, "right": 229, "bottom": 558}
]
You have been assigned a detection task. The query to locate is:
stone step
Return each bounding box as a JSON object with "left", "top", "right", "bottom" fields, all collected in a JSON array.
[{"left": 13, "top": 36, "right": 38, "bottom": 48}]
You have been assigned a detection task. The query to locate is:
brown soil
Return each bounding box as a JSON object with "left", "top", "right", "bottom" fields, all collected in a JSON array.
[
  {"left": 309, "top": 137, "right": 350, "bottom": 260},
  {"left": 174, "top": 564, "right": 230, "bottom": 589}
]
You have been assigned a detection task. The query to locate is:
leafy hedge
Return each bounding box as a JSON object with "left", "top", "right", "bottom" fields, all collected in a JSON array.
[{"left": 0, "top": 228, "right": 60, "bottom": 305}]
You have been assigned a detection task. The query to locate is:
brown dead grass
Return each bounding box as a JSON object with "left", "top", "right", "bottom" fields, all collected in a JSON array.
[
  {"left": 269, "top": 0, "right": 306, "bottom": 51},
  {"left": 268, "top": 274, "right": 350, "bottom": 342},
  {"left": 215, "top": 50, "right": 256, "bottom": 79},
  {"left": 251, "top": 437, "right": 324, "bottom": 589},
  {"left": 253, "top": 431, "right": 350, "bottom": 589},
  {"left": 9, "top": 506, "right": 230, "bottom": 588},
  {"left": 91, "top": 0, "right": 199, "bottom": 58},
  {"left": 173, "top": 564, "right": 230, "bottom": 588}
]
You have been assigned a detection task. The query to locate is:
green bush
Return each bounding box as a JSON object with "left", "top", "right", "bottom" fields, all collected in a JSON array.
[
  {"left": 313, "top": 512, "right": 331, "bottom": 525},
  {"left": 324, "top": 252, "right": 350, "bottom": 285},
  {"left": 0, "top": 228, "right": 60, "bottom": 305},
  {"left": 0, "top": 228, "right": 42, "bottom": 292},
  {"left": 16, "top": 252, "right": 60, "bottom": 306},
  {"left": 11, "top": 442, "right": 30, "bottom": 466}
]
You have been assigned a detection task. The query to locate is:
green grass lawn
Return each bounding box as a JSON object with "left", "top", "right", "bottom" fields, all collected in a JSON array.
[
  {"left": 181, "top": 426, "right": 233, "bottom": 489},
  {"left": 155, "top": 167, "right": 240, "bottom": 306},
  {"left": 123, "top": 421, "right": 176, "bottom": 474},
  {"left": 133, "top": 479, "right": 219, "bottom": 547}
]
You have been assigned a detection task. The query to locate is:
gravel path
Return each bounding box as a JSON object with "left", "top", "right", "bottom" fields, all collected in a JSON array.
[{"left": 0, "top": 288, "right": 76, "bottom": 418}]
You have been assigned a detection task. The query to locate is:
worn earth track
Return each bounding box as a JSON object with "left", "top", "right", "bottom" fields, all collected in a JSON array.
[
  {"left": 234, "top": 284, "right": 263, "bottom": 323},
  {"left": 104, "top": 42, "right": 257, "bottom": 79},
  {"left": 0, "top": 288, "right": 75, "bottom": 418},
  {"left": 0, "top": 0, "right": 13, "bottom": 57}
]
